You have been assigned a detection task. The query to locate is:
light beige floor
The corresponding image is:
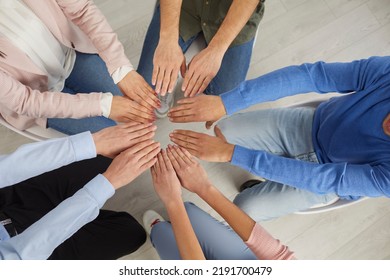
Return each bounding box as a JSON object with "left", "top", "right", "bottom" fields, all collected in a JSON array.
[{"left": 1, "top": 0, "right": 390, "bottom": 260}]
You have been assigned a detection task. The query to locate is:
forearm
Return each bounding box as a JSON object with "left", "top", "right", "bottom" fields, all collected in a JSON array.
[
  {"left": 0, "top": 132, "right": 96, "bottom": 188},
  {"left": 208, "top": 0, "right": 260, "bottom": 53},
  {"left": 232, "top": 145, "right": 389, "bottom": 197},
  {"left": 0, "top": 175, "right": 114, "bottom": 259},
  {"left": 159, "top": 0, "right": 182, "bottom": 42},
  {"left": 198, "top": 185, "right": 255, "bottom": 242},
  {"left": 165, "top": 200, "right": 205, "bottom": 260}
]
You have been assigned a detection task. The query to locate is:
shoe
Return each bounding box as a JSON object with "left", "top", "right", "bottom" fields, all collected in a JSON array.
[
  {"left": 142, "top": 210, "right": 164, "bottom": 235},
  {"left": 239, "top": 179, "right": 263, "bottom": 192},
  {"left": 156, "top": 93, "right": 174, "bottom": 118}
]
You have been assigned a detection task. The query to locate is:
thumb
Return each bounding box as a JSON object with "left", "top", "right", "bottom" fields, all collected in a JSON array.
[{"left": 205, "top": 120, "right": 215, "bottom": 129}]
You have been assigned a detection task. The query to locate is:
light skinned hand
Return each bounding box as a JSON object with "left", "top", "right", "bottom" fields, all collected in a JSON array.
[
  {"left": 92, "top": 122, "right": 157, "bottom": 158},
  {"left": 182, "top": 47, "right": 224, "bottom": 97},
  {"left": 167, "top": 145, "right": 213, "bottom": 196},
  {"left": 168, "top": 94, "right": 226, "bottom": 128},
  {"left": 109, "top": 96, "right": 156, "bottom": 124},
  {"left": 117, "top": 70, "right": 160, "bottom": 111},
  {"left": 103, "top": 140, "right": 160, "bottom": 189},
  {"left": 152, "top": 40, "right": 186, "bottom": 96},
  {"left": 151, "top": 150, "right": 183, "bottom": 206},
  {"left": 169, "top": 129, "right": 234, "bottom": 162}
]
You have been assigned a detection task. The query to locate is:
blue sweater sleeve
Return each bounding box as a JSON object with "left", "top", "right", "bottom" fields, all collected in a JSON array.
[
  {"left": 221, "top": 56, "right": 390, "bottom": 115},
  {"left": 232, "top": 145, "right": 390, "bottom": 197}
]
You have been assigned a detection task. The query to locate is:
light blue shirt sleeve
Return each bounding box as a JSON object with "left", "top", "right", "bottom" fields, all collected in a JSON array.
[
  {"left": 220, "top": 56, "right": 389, "bottom": 115},
  {"left": 0, "top": 132, "right": 96, "bottom": 188},
  {"left": 0, "top": 174, "right": 114, "bottom": 260},
  {"left": 231, "top": 145, "right": 390, "bottom": 198}
]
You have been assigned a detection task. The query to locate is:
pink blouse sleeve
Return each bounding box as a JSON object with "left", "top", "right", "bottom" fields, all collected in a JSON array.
[{"left": 245, "top": 223, "right": 296, "bottom": 260}]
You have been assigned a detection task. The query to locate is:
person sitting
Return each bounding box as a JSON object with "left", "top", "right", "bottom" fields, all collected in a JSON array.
[
  {"left": 0, "top": 123, "right": 160, "bottom": 259},
  {"left": 144, "top": 146, "right": 295, "bottom": 260},
  {"left": 0, "top": 0, "right": 159, "bottom": 135},
  {"left": 167, "top": 56, "right": 390, "bottom": 220}
]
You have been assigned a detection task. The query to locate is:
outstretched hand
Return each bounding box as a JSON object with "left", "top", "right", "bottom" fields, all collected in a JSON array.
[
  {"left": 168, "top": 94, "right": 226, "bottom": 128},
  {"left": 167, "top": 145, "right": 213, "bottom": 196},
  {"left": 169, "top": 129, "right": 234, "bottom": 162},
  {"left": 92, "top": 122, "right": 157, "bottom": 158},
  {"left": 151, "top": 150, "right": 183, "bottom": 206}
]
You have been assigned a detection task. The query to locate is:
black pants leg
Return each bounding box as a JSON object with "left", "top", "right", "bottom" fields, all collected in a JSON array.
[{"left": 0, "top": 156, "right": 146, "bottom": 259}]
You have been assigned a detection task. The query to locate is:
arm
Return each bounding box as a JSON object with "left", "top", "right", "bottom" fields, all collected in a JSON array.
[
  {"left": 167, "top": 146, "right": 295, "bottom": 260},
  {"left": 182, "top": 0, "right": 260, "bottom": 97},
  {"left": 151, "top": 150, "right": 205, "bottom": 260},
  {"left": 0, "top": 138, "right": 160, "bottom": 260},
  {"left": 152, "top": 0, "right": 186, "bottom": 96},
  {"left": 232, "top": 145, "right": 390, "bottom": 198},
  {"left": 0, "top": 122, "right": 157, "bottom": 188},
  {"left": 169, "top": 56, "right": 390, "bottom": 123}
]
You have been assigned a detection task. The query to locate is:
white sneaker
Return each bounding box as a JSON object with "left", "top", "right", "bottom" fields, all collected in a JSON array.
[
  {"left": 142, "top": 210, "right": 164, "bottom": 235},
  {"left": 156, "top": 93, "right": 174, "bottom": 118}
]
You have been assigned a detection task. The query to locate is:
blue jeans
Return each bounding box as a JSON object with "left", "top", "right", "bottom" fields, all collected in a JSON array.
[
  {"left": 47, "top": 52, "right": 122, "bottom": 135},
  {"left": 217, "top": 107, "right": 339, "bottom": 221},
  {"left": 137, "top": 5, "right": 254, "bottom": 95},
  {"left": 150, "top": 202, "right": 257, "bottom": 260}
]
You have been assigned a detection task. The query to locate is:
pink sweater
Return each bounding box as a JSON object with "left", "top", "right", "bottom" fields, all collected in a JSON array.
[{"left": 245, "top": 223, "right": 296, "bottom": 260}]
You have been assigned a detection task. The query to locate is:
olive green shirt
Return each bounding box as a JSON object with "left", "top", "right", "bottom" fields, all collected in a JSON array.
[{"left": 180, "top": 0, "right": 265, "bottom": 47}]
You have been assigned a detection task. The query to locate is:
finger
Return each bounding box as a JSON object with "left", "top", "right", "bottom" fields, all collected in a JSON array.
[
  {"left": 182, "top": 70, "right": 194, "bottom": 96},
  {"left": 136, "top": 92, "right": 159, "bottom": 111},
  {"left": 150, "top": 165, "right": 157, "bottom": 182},
  {"left": 155, "top": 152, "right": 162, "bottom": 174},
  {"left": 176, "top": 98, "right": 195, "bottom": 105},
  {"left": 169, "top": 131, "right": 199, "bottom": 145},
  {"left": 172, "top": 130, "right": 203, "bottom": 139},
  {"left": 197, "top": 76, "right": 210, "bottom": 95},
  {"left": 167, "top": 67, "right": 179, "bottom": 93},
  {"left": 140, "top": 156, "right": 158, "bottom": 172},
  {"left": 129, "top": 103, "right": 156, "bottom": 122},
  {"left": 155, "top": 68, "right": 165, "bottom": 94},
  {"left": 127, "top": 139, "right": 155, "bottom": 156},
  {"left": 139, "top": 145, "right": 161, "bottom": 167},
  {"left": 160, "top": 68, "right": 172, "bottom": 96},
  {"left": 170, "top": 137, "right": 199, "bottom": 152},
  {"left": 174, "top": 145, "right": 193, "bottom": 165},
  {"left": 167, "top": 145, "right": 180, "bottom": 171},
  {"left": 168, "top": 104, "right": 193, "bottom": 115},
  {"left": 168, "top": 144, "right": 187, "bottom": 167},
  {"left": 185, "top": 74, "right": 200, "bottom": 97},
  {"left": 152, "top": 66, "right": 159, "bottom": 86},
  {"left": 189, "top": 75, "right": 205, "bottom": 97},
  {"left": 131, "top": 130, "right": 156, "bottom": 144},
  {"left": 179, "top": 147, "right": 196, "bottom": 163},
  {"left": 127, "top": 123, "right": 156, "bottom": 137},
  {"left": 161, "top": 149, "right": 174, "bottom": 171}
]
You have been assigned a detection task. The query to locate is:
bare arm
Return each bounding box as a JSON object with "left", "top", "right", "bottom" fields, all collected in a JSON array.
[
  {"left": 182, "top": 0, "right": 260, "bottom": 96},
  {"left": 151, "top": 151, "right": 205, "bottom": 260},
  {"left": 152, "top": 0, "right": 186, "bottom": 96}
]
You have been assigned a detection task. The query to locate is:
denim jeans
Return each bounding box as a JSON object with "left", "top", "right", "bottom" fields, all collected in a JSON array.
[
  {"left": 137, "top": 5, "right": 254, "bottom": 95},
  {"left": 47, "top": 52, "right": 122, "bottom": 135},
  {"left": 217, "top": 107, "right": 339, "bottom": 221},
  {"left": 150, "top": 202, "right": 257, "bottom": 260}
]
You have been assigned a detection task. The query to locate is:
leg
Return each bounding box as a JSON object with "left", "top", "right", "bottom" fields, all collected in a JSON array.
[
  {"left": 216, "top": 108, "right": 338, "bottom": 219},
  {"left": 48, "top": 52, "right": 121, "bottom": 135},
  {"left": 1, "top": 156, "right": 146, "bottom": 259},
  {"left": 233, "top": 180, "right": 339, "bottom": 221},
  {"left": 205, "top": 38, "right": 254, "bottom": 95},
  {"left": 150, "top": 202, "right": 256, "bottom": 260}
]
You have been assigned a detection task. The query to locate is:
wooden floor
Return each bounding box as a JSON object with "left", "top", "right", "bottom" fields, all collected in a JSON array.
[{"left": 1, "top": 0, "right": 390, "bottom": 260}]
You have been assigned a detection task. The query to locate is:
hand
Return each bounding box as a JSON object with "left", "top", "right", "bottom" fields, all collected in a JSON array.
[
  {"left": 167, "top": 145, "right": 213, "bottom": 196},
  {"left": 151, "top": 150, "right": 183, "bottom": 206},
  {"left": 169, "top": 130, "right": 234, "bottom": 162},
  {"left": 92, "top": 122, "right": 157, "bottom": 158},
  {"left": 168, "top": 94, "right": 226, "bottom": 128},
  {"left": 152, "top": 40, "right": 186, "bottom": 96},
  {"left": 117, "top": 70, "right": 160, "bottom": 110},
  {"left": 182, "top": 47, "right": 224, "bottom": 97},
  {"left": 109, "top": 96, "right": 156, "bottom": 123},
  {"left": 103, "top": 140, "right": 160, "bottom": 189}
]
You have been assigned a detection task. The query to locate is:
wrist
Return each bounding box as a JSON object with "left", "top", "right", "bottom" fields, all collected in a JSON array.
[
  {"left": 216, "top": 96, "right": 227, "bottom": 118},
  {"left": 223, "top": 143, "right": 235, "bottom": 162},
  {"left": 165, "top": 197, "right": 184, "bottom": 211}
]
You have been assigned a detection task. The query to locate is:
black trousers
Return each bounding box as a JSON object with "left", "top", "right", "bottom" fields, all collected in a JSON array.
[{"left": 0, "top": 156, "right": 146, "bottom": 260}]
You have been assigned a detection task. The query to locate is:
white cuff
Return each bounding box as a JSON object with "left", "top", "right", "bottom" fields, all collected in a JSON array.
[
  {"left": 100, "top": 93, "right": 113, "bottom": 118},
  {"left": 111, "top": 66, "right": 134, "bottom": 84}
]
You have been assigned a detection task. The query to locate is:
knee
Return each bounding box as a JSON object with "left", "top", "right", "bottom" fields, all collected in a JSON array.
[{"left": 118, "top": 212, "right": 147, "bottom": 254}]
